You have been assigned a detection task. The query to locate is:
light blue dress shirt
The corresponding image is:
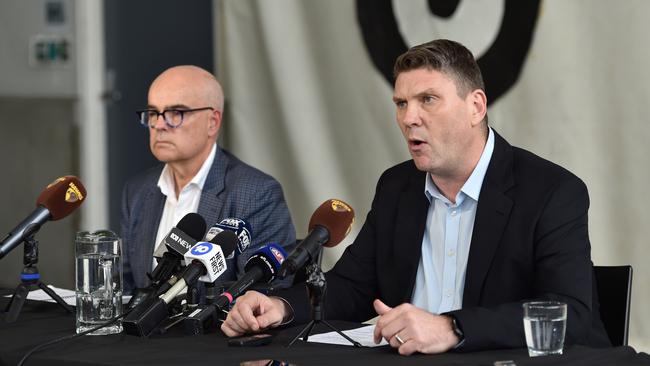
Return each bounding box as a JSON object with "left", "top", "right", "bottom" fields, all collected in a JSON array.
[{"left": 411, "top": 128, "right": 495, "bottom": 314}]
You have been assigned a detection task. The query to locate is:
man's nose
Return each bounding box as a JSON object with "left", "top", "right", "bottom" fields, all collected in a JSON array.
[
  {"left": 401, "top": 105, "right": 422, "bottom": 127},
  {"left": 151, "top": 114, "right": 168, "bottom": 130}
]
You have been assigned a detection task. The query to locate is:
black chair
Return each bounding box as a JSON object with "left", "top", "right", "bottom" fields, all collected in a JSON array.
[{"left": 594, "top": 265, "right": 633, "bottom": 346}]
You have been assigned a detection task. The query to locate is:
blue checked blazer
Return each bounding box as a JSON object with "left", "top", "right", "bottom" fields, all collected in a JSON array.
[{"left": 120, "top": 146, "right": 296, "bottom": 294}]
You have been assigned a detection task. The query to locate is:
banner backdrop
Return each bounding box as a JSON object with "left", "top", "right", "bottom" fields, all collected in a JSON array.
[{"left": 217, "top": 0, "right": 650, "bottom": 349}]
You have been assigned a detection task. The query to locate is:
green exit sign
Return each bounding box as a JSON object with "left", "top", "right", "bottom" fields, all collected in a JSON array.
[{"left": 29, "top": 34, "right": 72, "bottom": 67}]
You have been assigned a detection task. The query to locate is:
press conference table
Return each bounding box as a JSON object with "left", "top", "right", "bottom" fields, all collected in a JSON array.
[{"left": 2, "top": 299, "right": 650, "bottom": 366}]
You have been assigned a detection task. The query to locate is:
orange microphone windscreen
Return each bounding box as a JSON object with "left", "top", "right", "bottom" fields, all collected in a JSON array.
[
  {"left": 308, "top": 199, "right": 354, "bottom": 247},
  {"left": 36, "top": 176, "right": 87, "bottom": 220}
]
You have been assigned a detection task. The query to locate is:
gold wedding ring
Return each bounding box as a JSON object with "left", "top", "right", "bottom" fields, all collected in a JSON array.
[{"left": 394, "top": 334, "right": 405, "bottom": 345}]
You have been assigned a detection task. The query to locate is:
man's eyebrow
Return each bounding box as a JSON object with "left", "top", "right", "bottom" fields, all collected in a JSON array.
[
  {"left": 414, "top": 88, "right": 438, "bottom": 97},
  {"left": 392, "top": 88, "right": 439, "bottom": 102},
  {"left": 146, "top": 104, "right": 191, "bottom": 110}
]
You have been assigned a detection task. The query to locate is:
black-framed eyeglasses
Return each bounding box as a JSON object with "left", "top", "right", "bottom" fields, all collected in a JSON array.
[{"left": 136, "top": 107, "right": 214, "bottom": 128}]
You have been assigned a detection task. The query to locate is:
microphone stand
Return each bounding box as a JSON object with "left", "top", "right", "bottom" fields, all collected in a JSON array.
[
  {"left": 152, "top": 283, "right": 199, "bottom": 335},
  {"left": 287, "top": 251, "right": 361, "bottom": 347},
  {"left": 4, "top": 234, "right": 73, "bottom": 322}
]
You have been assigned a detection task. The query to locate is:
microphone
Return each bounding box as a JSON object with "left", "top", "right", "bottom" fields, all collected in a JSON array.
[
  {"left": 183, "top": 243, "right": 287, "bottom": 335},
  {"left": 123, "top": 231, "right": 237, "bottom": 337},
  {"left": 277, "top": 199, "right": 354, "bottom": 279},
  {"left": 202, "top": 218, "right": 253, "bottom": 303},
  {"left": 152, "top": 213, "right": 206, "bottom": 259},
  {"left": 149, "top": 213, "right": 207, "bottom": 285},
  {"left": 204, "top": 217, "right": 252, "bottom": 258},
  {"left": 0, "top": 176, "right": 86, "bottom": 259},
  {"left": 161, "top": 231, "right": 238, "bottom": 302},
  {"left": 126, "top": 213, "right": 206, "bottom": 310}
]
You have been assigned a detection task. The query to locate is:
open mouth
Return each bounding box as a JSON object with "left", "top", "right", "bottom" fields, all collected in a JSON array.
[{"left": 409, "top": 138, "right": 426, "bottom": 147}]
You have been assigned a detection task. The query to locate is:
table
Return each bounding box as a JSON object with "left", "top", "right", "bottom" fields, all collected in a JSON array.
[{"left": 2, "top": 299, "right": 649, "bottom": 366}]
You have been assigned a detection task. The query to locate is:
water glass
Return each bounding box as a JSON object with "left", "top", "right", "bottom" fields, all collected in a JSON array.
[
  {"left": 75, "top": 230, "right": 123, "bottom": 335},
  {"left": 523, "top": 301, "right": 567, "bottom": 357}
]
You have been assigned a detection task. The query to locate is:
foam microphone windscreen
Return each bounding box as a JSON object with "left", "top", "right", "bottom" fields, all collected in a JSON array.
[
  {"left": 210, "top": 230, "right": 238, "bottom": 258},
  {"left": 308, "top": 199, "right": 355, "bottom": 247},
  {"left": 35, "top": 176, "right": 87, "bottom": 220},
  {"left": 176, "top": 213, "right": 207, "bottom": 241}
]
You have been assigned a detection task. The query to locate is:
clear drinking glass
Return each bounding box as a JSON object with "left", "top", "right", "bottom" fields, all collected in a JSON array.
[
  {"left": 523, "top": 301, "right": 567, "bottom": 357},
  {"left": 75, "top": 230, "right": 123, "bottom": 335}
]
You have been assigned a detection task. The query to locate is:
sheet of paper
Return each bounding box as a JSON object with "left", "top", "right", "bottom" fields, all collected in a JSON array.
[
  {"left": 3, "top": 285, "right": 132, "bottom": 306},
  {"left": 3, "top": 285, "right": 78, "bottom": 306},
  {"left": 306, "top": 324, "right": 389, "bottom": 347}
]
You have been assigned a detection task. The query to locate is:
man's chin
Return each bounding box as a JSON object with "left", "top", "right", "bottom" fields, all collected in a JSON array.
[
  {"left": 152, "top": 150, "right": 177, "bottom": 163},
  {"left": 410, "top": 155, "right": 432, "bottom": 172}
]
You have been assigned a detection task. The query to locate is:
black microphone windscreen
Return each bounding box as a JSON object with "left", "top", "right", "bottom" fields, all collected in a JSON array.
[
  {"left": 176, "top": 213, "right": 206, "bottom": 241},
  {"left": 209, "top": 231, "right": 238, "bottom": 258}
]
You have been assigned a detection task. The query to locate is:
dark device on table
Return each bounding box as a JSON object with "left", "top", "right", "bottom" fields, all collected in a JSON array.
[{"left": 227, "top": 334, "right": 274, "bottom": 347}]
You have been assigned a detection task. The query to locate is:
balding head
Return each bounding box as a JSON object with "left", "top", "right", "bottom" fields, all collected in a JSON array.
[
  {"left": 149, "top": 65, "right": 224, "bottom": 111},
  {"left": 146, "top": 65, "right": 223, "bottom": 173}
]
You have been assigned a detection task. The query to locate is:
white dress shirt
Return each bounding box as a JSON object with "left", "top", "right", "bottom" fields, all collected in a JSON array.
[
  {"left": 151, "top": 143, "right": 216, "bottom": 269},
  {"left": 411, "top": 128, "right": 495, "bottom": 314}
]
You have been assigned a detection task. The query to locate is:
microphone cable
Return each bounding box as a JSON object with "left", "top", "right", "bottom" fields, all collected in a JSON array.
[{"left": 17, "top": 308, "right": 133, "bottom": 366}]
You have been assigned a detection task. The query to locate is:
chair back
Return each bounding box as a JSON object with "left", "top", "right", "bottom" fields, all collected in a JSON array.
[{"left": 594, "top": 265, "right": 633, "bottom": 346}]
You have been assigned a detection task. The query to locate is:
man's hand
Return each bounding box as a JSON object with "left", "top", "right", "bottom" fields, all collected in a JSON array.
[
  {"left": 221, "top": 291, "right": 290, "bottom": 337},
  {"left": 372, "top": 299, "right": 459, "bottom": 355}
]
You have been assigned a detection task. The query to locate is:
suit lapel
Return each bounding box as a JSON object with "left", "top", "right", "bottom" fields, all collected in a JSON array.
[
  {"left": 198, "top": 146, "right": 226, "bottom": 227},
  {"left": 393, "top": 166, "right": 429, "bottom": 303},
  {"left": 463, "top": 131, "right": 514, "bottom": 307}
]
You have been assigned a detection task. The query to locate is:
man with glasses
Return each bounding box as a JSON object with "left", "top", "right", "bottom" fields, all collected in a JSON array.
[{"left": 121, "top": 65, "right": 295, "bottom": 294}]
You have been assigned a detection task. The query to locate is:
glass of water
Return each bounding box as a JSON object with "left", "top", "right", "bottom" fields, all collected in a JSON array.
[
  {"left": 523, "top": 301, "right": 567, "bottom": 357},
  {"left": 75, "top": 230, "right": 123, "bottom": 335}
]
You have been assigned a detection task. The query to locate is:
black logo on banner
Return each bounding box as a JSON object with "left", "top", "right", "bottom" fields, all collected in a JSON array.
[{"left": 356, "top": 0, "right": 541, "bottom": 103}]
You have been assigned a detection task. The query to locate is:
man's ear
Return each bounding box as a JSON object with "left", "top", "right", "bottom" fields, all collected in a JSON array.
[
  {"left": 469, "top": 89, "right": 487, "bottom": 127},
  {"left": 208, "top": 109, "right": 222, "bottom": 137}
]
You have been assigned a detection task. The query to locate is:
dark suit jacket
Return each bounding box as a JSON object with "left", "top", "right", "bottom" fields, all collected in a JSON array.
[
  {"left": 281, "top": 131, "right": 610, "bottom": 351},
  {"left": 121, "top": 146, "right": 296, "bottom": 294}
]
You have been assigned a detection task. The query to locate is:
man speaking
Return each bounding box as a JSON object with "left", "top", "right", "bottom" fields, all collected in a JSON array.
[
  {"left": 121, "top": 65, "right": 295, "bottom": 294},
  {"left": 220, "top": 40, "right": 611, "bottom": 354}
]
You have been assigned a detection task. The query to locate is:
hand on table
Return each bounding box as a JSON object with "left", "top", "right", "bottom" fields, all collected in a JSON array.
[
  {"left": 372, "top": 299, "right": 460, "bottom": 355},
  {"left": 221, "top": 291, "right": 290, "bottom": 337}
]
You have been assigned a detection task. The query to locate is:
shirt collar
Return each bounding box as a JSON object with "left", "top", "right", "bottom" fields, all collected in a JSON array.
[
  {"left": 157, "top": 143, "right": 217, "bottom": 198},
  {"left": 425, "top": 127, "right": 495, "bottom": 204},
  {"left": 461, "top": 127, "right": 494, "bottom": 201}
]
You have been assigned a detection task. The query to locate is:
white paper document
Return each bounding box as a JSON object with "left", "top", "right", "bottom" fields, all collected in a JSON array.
[
  {"left": 307, "top": 324, "right": 389, "bottom": 347},
  {"left": 2, "top": 285, "right": 77, "bottom": 306},
  {"left": 3, "top": 285, "right": 132, "bottom": 306}
]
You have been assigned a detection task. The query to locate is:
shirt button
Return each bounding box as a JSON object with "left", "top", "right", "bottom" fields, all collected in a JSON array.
[
  {"left": 447, "top": 249, "right": 455, "bottom": 257},
  {"left": 446, "top": 290, "right": 453, "bottom": 297},
  {"left": 451, "top": 210, "right": 457, "bottom": 216}
]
